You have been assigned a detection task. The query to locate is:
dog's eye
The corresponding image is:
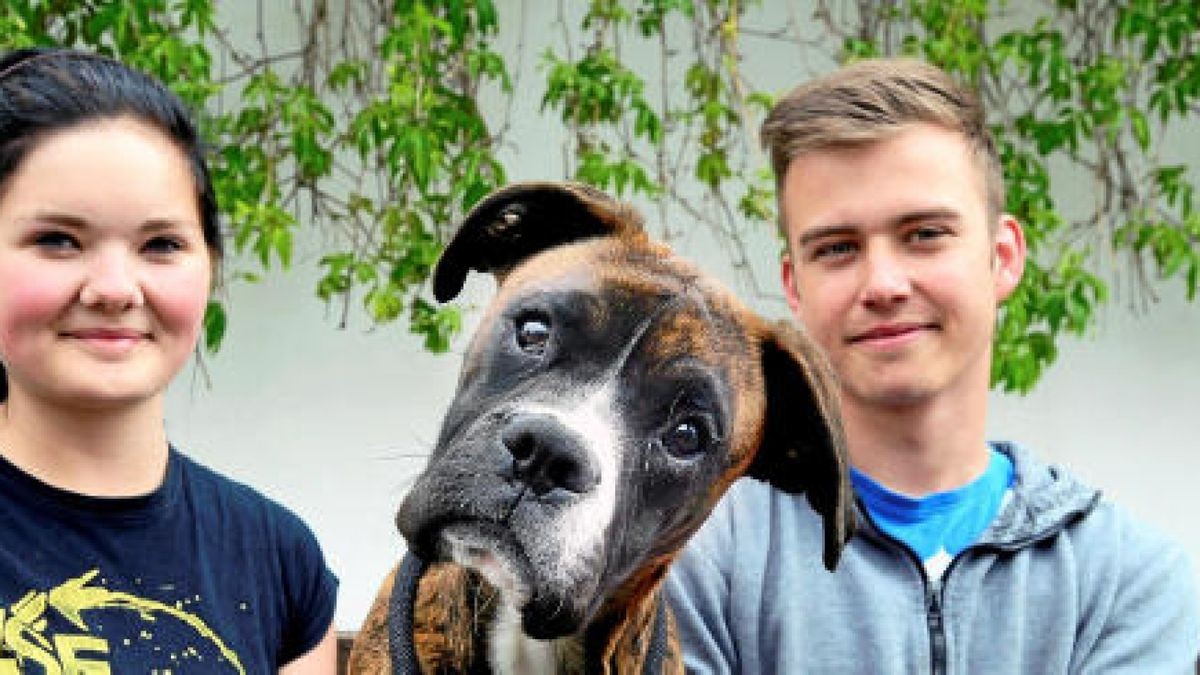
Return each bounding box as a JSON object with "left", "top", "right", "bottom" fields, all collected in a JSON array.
[
  {"left": 515, "top": 314, "right": 551, "bottom": 355},
  {"left": 660, "top": 417, "right": 709, "bottom": 459}
]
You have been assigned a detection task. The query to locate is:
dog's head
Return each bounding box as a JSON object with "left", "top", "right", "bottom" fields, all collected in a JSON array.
[{"left": 397, "top": 182, "right": 854, "bottom": 639}]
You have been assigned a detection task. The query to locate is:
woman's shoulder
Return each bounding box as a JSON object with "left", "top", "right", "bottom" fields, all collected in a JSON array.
[{"left": 170, "top": 449, "right": 321, "bottom": 546}]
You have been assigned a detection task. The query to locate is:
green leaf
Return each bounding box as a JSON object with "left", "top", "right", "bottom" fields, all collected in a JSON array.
[
  {"left": 1129, "top": 107, "right": 1151, "bottom": 150},
  {"left": 365, "top": 285, "right": 404, "bottom": 323},
  {"left": 410, "top": 298, "right": 462, "bottom": 353},
  {"left": 202, "top": 301, "right": 227, "bottom": 354}
]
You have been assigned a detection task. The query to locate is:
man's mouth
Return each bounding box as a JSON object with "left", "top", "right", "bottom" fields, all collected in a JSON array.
[{"left": 847, "top": 322, "right": 937, "bottom": 345}]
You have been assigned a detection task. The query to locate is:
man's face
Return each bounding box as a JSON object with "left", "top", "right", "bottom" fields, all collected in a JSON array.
[{"left": 779, "top": 123, "right": 1024, "bottom": 410}]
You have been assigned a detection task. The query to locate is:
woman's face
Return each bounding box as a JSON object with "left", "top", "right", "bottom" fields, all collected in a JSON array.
[{"left": 0, "top": 116, "right": 212, "bottom": 411}]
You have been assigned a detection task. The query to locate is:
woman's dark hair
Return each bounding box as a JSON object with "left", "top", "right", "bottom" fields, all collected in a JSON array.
[{"left": 0, "top": 48, "right": 222, "bottom": 401}]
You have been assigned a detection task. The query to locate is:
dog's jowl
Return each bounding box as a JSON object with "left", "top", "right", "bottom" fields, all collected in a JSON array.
[{"left": 348, "top": 182, "right": 856, "bottom": 675}]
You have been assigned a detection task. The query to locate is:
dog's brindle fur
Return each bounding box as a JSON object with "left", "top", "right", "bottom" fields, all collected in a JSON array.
[{"left": 348, "top": 182, "right": 856, "bottom": 674}]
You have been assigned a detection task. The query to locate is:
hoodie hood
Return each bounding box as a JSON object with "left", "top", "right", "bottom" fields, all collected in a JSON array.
[{"left": 978, "top": 441, "right": 1102, "bottom": 549}]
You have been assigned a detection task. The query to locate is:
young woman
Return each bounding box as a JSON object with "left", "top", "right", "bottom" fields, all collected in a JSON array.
[{"left": 0, "top": 48, "right": 337, "bottom": 673}]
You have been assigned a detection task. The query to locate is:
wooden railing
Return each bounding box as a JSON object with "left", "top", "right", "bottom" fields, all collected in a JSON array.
[{"left": 337, "top": 632, "right": 356, "bottom": 674}]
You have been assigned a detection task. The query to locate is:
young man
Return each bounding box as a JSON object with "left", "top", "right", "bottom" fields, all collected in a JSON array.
[{"left": 666, "top": 58, "right": 1199, "bottom": 674}]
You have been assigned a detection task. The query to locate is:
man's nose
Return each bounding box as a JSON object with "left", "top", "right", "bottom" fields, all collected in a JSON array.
[
  {"left": 860, "top": 247, "right": 911, "bottom": 309},
  {"left": 78, "top": 248, "right": 144, "bottom": 312}
]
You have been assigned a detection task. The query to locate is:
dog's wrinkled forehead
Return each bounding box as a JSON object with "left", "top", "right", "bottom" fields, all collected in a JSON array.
[
  {"left": 475, "top": 236, "right": 754, "bottom": 364},
  {"left": 499, "top": 236, "right": 683, "bottom": 308}
]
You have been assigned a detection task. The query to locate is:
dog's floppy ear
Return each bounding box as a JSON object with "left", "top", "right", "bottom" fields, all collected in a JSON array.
[
  {"left": 433, "top": 181, "right": 642, "bottom": 302},
  {"left": 749, "top": 321, "right": 856, "bottom": 571}
]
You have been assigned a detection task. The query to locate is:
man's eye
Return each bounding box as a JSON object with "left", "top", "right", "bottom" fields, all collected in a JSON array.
[
  {"left": 812, "top": 241, "right": 857, "bottom": 260},
  {"left": 33, "top": 231, "right": 80, "bottom": 253},
  {"left": 908, "top": 226, "right": 946, "bottom": 243}
]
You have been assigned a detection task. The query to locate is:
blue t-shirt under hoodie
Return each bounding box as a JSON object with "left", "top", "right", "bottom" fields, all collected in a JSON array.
[{"left": 851, "top": 447, "right": 1014, "bottom": 580}]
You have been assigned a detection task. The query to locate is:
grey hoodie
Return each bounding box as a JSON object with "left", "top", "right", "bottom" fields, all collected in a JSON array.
[{"left": 666, "top": 442, "right": 1199, "bottom": 674}]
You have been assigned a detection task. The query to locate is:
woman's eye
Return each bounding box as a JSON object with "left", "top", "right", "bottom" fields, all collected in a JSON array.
[
  {"left": 515, "top": 314, "right": 551, "bottom": 355},
  {"left": 660, "top": 417, "right": 710, "bottom": 460},
  {"left": 143, "top": 236, "right": 185, "bottom": 255},
  {"left": 33, "top": 231, "right": 80, "bottom": 253}
]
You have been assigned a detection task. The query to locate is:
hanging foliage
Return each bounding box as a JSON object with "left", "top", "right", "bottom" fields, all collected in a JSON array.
[{"left": 3, "top": 0, "right": 1196, "bottom": 392}]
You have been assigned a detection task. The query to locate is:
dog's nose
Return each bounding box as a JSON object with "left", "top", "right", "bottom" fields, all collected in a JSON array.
[{"left": 500, "top": 414, "right": 600, "bottom": 497}]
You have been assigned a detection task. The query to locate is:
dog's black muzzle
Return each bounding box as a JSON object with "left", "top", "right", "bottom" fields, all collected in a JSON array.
[{"left": 397, "top": 407, "right": 603, "bottom": 557}]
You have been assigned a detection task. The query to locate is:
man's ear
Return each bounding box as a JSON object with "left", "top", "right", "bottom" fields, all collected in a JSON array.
[
  {"left": 432, "top": 181, "right": 644, "bottom": 302},
  {"left": 993, "top": 214, "right": 1026, "bottom": 302},
  {"left": 748, "top": 321, "right": 856, "bottom": 570},
  {"left": 781, "top": 249, "right": 803, "bottom": 318}
]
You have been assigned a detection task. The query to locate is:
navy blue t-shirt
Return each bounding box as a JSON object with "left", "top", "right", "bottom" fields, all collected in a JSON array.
[{"left": 0, "top": 448, "right": 338, "bottom": 673}]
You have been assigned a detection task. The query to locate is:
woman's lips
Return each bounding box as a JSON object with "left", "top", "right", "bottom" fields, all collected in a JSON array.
[{"left": 61, "top": 328, "right": 150, "bottom": 356}]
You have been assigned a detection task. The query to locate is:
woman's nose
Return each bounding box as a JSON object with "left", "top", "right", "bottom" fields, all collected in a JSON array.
[{"left": 78, "top": 248, "right": 144, "bottom": 312}]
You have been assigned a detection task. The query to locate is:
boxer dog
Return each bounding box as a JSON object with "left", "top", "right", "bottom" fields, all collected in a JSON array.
[{"left": 348, "top": 182, "right": 855, "bottom": 674}]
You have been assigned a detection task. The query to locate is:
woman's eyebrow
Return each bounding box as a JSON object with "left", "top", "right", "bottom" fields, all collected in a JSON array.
[
  {"left": 17, "top": 211, "right": 196, "bottom": 232},
  {"left": 19, "top": 210, "right": 88, "bottom": 228}
]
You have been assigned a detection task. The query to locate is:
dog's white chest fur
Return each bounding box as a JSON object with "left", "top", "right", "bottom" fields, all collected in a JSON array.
[{"left": 489, "top": 601, "right": 575, "bottom": 675}]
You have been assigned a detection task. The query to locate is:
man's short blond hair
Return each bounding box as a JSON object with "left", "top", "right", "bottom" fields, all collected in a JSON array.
[{"left": 761, "top": 58, "right": 1004, "bottom": 227}]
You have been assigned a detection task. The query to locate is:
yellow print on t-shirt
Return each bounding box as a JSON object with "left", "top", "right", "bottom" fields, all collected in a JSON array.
[{"left": 0, "top": 569, "right": 245, "bottom": 674}]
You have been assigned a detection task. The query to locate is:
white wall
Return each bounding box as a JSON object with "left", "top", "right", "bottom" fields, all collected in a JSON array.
[
  {"left": 987, "top": 282, "right": 1200, "bottom": 558},
  {"left": 167, "top": 2, "right": 1200, "bottom": 631}
]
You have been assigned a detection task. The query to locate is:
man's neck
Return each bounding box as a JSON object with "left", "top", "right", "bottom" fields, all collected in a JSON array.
[
  {"left": 842, "top": 388, "right": 991, "bottom": 498},
  {"left": 0, "top": 392, "right": 169, "bottom": 497}
]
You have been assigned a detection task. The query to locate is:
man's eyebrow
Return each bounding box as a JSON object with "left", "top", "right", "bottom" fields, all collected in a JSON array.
[
  {"left": 888, "top": 207, "right": 961, "bottom": 228},
  {"left": 796, "top": 207, "right": 964, "bottom": 247},
  {"left": 796, "top": 224, "right": 858, "bottom": 248}
]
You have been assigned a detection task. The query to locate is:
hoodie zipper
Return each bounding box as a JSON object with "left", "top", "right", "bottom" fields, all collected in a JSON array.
[
  {"left": 857, "top": 505, "right": 951, "bottom": 675},
  {"left": 926, "top": 579, "right": 946, "bottom": 675}
]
